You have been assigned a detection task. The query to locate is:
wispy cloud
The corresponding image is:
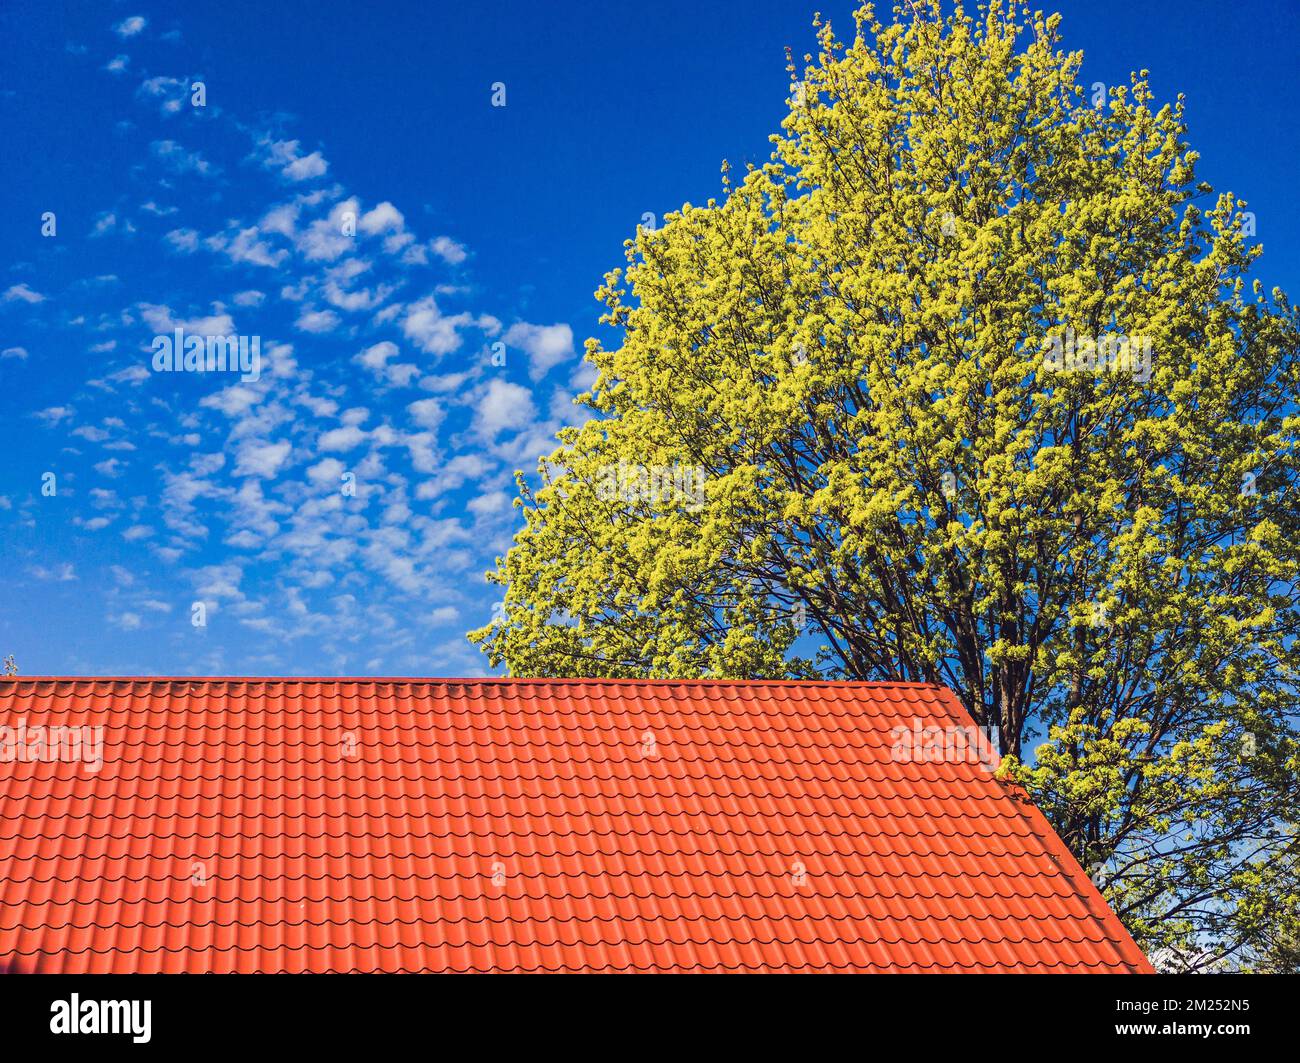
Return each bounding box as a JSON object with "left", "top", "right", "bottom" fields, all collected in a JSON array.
[
  {"left": 3, "top": 283, "right": 47, "bottom": 304},
  {"left": 114, "top": 16, "right": 147, "bottom": 38},
  {"left": 151, "top": 139, "right": 214, "bottom": 176}
]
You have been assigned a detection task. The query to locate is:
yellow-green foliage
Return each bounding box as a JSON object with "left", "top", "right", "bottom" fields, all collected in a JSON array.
[{"left": 470, "top": 2, "right": 1300, "bottom": 969}]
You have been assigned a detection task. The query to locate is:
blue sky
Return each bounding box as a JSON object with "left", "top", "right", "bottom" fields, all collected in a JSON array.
[{"left": 1, "top": 0, "right": 1296, "bottom": 677}]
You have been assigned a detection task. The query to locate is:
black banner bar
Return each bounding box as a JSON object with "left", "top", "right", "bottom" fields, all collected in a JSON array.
[{"left": 0, "top": 972, "right": 1291, "bottom": 1052}]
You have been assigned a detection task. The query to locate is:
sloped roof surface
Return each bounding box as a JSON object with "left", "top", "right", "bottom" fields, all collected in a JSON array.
[{"left": 0, "top": 677, "right": 1152, "bottom": 973}]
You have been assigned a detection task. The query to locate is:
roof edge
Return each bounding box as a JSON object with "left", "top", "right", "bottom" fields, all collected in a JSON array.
[{"left": 928, "top": 685, "right": 1156, "bottom": 974}]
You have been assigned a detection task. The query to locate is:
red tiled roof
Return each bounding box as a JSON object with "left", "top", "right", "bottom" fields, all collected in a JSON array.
[{"left": 0, "top": 677, "right": 1152, "bottom": 973}]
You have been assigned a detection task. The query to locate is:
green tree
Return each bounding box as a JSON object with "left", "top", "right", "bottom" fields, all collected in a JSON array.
[{"left": 470, "top": 1, "right": 1300, "bottom": 968}]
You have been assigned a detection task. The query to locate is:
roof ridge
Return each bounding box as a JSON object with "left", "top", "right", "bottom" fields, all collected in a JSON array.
[{"left": 0, "top": 675, "right": 946, "bottom": 688}]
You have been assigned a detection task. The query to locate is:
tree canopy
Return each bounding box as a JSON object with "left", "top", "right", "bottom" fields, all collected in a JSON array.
[{"left": 469, "top": 1, "right": 1300, "bottom": 970}]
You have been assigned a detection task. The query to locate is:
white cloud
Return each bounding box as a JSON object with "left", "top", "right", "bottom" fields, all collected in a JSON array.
[
  {"left": 138, "top": 302, "right": 236, "bottom": 336},
  {"left": 406, "top": 398, "right": 445, "bottom": 431},
  {"left": 1, "top": 346, "right": 28, "bottom": 359},
  {"left": 359, "top": 202, "right": 404, "bottom": 235},
  {"left": 151, "top": 139, "right": 213, "bottom": 176},
  {"left": 297, "top": 198, "right": 358, "bottom": 262},
  {"left": 474, "top": 379, "right": 537, "bottom": 440},
  {"left": 401, "top": 431, "right": 441, "bottom": 473},
  {"left": 165, "top": 228, "right": 200, "bottom": 253},
  {"left": 259, "top": 202, "right": 299, "bottom": 238},
  {"left": 355, "top": 340, "right": 398, "bottom": 371},
  {"left": 262, "top": 139, "right": 329, "bottom": 182},
  {"left": 355, "top": 201, "right": 441, "bottom": 266},
  {"left": 235, "top": 439, "right": 292, "bottom": 479},
  {"left": 353, "top": 340, "right": 419, "bottom": 387},
  {"left": 3, "top": 283, "right": 46, "bottom": 304},
  {"left": 318, "top": 425, "right": 367, "bottom": 452},
  {"left": 570, "top": 358, "right": 599, "bottom": 392},
  {"left": 114, "top": 16, "right": 147, "bottom": 38},
  {"left": 192, "top": 563, "right": 244, "bottom": 602},
  {"left": 30, "top": 562, "right": 77, "bottom": 581},
  {"left": 106, "top": 364, "right": 150, "bottom": 387},
  {"left": 205, "top": 226, "right": 288, "bottom": 268},
  {"left": 504, "top": 321, "right": 575, "bottom": 381},
  {"left": 229, "top": 478, "right": 287, "bottom": 543},
  {"left": 201, "top": 386, "right": 263, "bottom": 418},
  {"left": 295, "top": 307, "right": 340, "bottom": 333},
  {"left": 233, "top": 289, "right": 266, "bottom": 307},
  {"left": 307, "top": 457, "right": 347, "bottom": 486},
  {"left": 400, "top": 296, "right": 493, "bottom": 356},
  {"left": 136, "top": 75, "right": 189, "bottom": 114},
  {"left": 430, "top": 235, "right": 468, "bottom": 265},
  {"left": 286, "top": 152, "right": 328, "bottom": 181},
  {"left": 34, "top": 405, "right": 73, "bottom": 425},
  {"left": 467, "top": 490, "right": 513, "bottom": 519},
  {"left": 104, "top": 54, "right": 129, "bottom": 75},
  {"left": 420, "top": 369, "right": 477, "bottom": 394},
  {"left": 298, "top": 394, "right": 338, "bottom": 419},
  {"left": 415, "top": 453, "right": 492, "bottom": 500},
  {"left": 323, "top": 270, "right": 391, "bottom": 312}
]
